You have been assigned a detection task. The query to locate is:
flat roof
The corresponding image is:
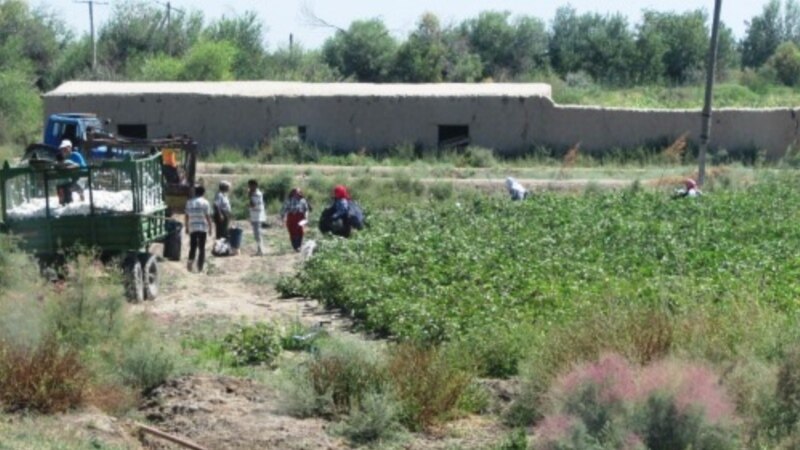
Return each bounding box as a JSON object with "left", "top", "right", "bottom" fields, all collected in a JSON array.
[{"left": 45, "top": 81, "right": 552, "bottom": 98}]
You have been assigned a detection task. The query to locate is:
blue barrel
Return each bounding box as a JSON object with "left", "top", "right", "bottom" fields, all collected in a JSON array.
[
  {"left": 163, "top": 220, "right": 182, "bottom": 261},
  {"left": 228, "top": 226, "right": 243, "bottom": 250}
]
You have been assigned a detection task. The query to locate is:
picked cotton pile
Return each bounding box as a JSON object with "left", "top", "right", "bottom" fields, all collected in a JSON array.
[{"left": 7, "top": 190, "right": 136, "bottom": 219}]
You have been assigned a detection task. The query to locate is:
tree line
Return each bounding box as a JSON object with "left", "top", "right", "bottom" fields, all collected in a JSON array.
[{"left": 2, "top": 0, "right": 800, "bottom": 143}]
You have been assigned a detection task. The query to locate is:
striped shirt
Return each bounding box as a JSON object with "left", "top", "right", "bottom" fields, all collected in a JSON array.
[
  {"left": 185, "top": 197, "right": 211, "bottom": 233},
  {"left": 280, "top": 197, "right": 309, "bottom": 218}
]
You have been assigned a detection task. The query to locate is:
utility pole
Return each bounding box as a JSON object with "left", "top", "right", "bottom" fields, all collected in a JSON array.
[
  {"left": 698, "top": 0, "right": 723, "bottom": 187},
  {"left": 76, "top": 0, "right": 108, "bottom": 71},
  {"left": 156, "top": 1, "right": 184, "bottom": 56}
]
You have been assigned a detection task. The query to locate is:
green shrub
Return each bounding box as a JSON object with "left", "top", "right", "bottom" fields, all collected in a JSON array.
[
  {"left": 768, "top": 42, "right": 800, "bottom": 87},
  {"left": 495, "top": 428, "right": 529, "bottom": 450},
  {"left": 387, "top": 343, "right": 473, "bottom": 430},
  {"left": 280, "top": 319, "right": 326, "bottom": 352},
  {"left": 280, "top": 335, "right": 386, "bottom": 418},
  {"left": 391, "top": 172, "right": 425, "bottom": 196},
  {"left": 46, "top": 255, "right": 128, "bottom": 350},
  {"left": 773, "top": 345, "right": 800, "bottom": 433},
  {"left": 461, "top": 146, "right": 497, "bottom": 168},
  {"left": 118, "top": 340, "right": 175, "bottom": 393},
  {"left": 335, "top": 390, "right": 405, "bottom": 445},
  {"left": 222, "top": 322, "right": 283, "bottom": 367},
  {"left": 428, "top": 182, "right": 454, "bottom": 201}
]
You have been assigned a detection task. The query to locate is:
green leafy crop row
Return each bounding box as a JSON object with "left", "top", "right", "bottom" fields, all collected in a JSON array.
[{"left": 282, "top": 175, "right": 800, "bottom": 350}]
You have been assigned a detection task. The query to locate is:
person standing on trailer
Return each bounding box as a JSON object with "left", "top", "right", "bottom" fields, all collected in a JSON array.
[
  {"left": 185, "top": 186, "right": 213, "bottom": 273},
  {"left": 248, "top": 179, "right": 266, "bottom": 256},
  {"left": 280, "top": 188, "right": 311, "bottom": 252}
]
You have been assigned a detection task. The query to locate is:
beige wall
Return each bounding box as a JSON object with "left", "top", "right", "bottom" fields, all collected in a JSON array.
[{"left": 44, "top": 92, "right": 800, "bottom": 159}]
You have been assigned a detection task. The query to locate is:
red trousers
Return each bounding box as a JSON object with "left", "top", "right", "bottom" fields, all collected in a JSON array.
[{"left": 286, "top": 212, "right": 305, "bottom": 250}]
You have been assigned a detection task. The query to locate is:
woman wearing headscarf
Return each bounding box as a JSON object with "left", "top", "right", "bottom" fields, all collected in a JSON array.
[
  {"left": 674, "top": 178, "right": 702, "bottom": 198},
  {"left": 280, "top": 188, "right": 311, "bottom": 251},
  {"left": 327, "top": 185, "right": 353, "bottom": 238}
]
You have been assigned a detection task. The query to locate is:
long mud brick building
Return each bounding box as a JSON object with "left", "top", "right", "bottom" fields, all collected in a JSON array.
[{"left": 44, "top": 81, "right": 800, "bottom": 158}]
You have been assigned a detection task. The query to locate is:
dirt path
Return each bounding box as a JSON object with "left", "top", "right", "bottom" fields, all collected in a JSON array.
[{"left": 130, "top": 220, "right": 348, "bottom": 330}]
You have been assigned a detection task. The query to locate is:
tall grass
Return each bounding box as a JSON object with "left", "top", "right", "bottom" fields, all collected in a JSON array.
[{"left": 0, "top": 245, "right": 177, "bottom": 413}]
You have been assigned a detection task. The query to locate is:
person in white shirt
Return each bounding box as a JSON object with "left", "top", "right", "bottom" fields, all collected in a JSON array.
[
  {"left": 505, "top": 177, "right": 528, "bottom": 201},
  {"left": 248, "top": 179, "right": 266, "bottom": 256},
  {"left": 184, "top": 186, "right": 213, "bottom": 272},
  {"left": 213, "top": 181, "right": 232, "bottom": 240}
]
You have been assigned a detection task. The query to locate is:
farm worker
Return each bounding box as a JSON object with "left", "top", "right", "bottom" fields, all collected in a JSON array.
[
  {"left": 59, "top": 139, "right": 87, "bottom": 168},
  {"left": 58, "top": 139, "right": 86, "bottom": 202},
  {"left": 162, "top": 147, "right": 180, "bottom": 183},
  {"left": 329, "top": 185, "right": 353, "bottom": 238},
  {"left": 248, "top": 179, "right": 266, "bottom": 256},
  {"left": 280, "top": 188, "right": 311, "bottom": 252},
  {"left": 505, "top": 177, "right": 528, "bottom": 201},
  {"left": 185, "top": 185, "right": 213, "bottom": 273},
  {"left": 213, "top": 181, "right": 232, "bottom": 240},
  {"left": 674, "top": 178, "right": 702, "bottom": 198}
]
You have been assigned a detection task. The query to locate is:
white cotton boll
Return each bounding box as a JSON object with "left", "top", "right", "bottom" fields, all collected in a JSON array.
[{"left": 7, "top": 190, "right": 136, "bottom": 219}]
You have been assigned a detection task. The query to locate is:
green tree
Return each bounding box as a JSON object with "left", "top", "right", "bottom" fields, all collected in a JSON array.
[
  {"left": 263, "top": 45, "right": 339, "bottom": 82},
  {"left": 461, "top": 11, "right": 516, "bottom": 79},
  {"left": 179, "top": 40, "right": 236, "bottom": 81},
  {"left": 510, "top": 16, "right": 549, "bottom": 76},
  {"left": 549, "top": 6, "right": 637, "bottom": 85},
  {"left": 768, "top": 41, "right": 800, "bottom": 85},
  {"left": 742, "top": 0, "right": 784, "bottom": 68},
  {"left": 136, "top": 54, "right": 183, "bottom": 80},
  {"left": 0, "top": 0, "right": 71, "bottom": 89},
  {"left": 0, "top": 69, "right": 41, "bottom": 144},
  {"left": 322, "top": 19, "right": 397, "bottom": 82},
  {"left": 98, "top": 0, "right": 203, "bottom": 73},
  {"left": 394, "top": 13, "right": 447, "bottom": 82},
  {"left": 440, "top": 29, "right": 484, "bottom": 82},
  {"left": 637, "top": 10, "right": 708, "bottom": 83},
  {"left": 204, "top": 11, "right": 266, "bottom": 79}
]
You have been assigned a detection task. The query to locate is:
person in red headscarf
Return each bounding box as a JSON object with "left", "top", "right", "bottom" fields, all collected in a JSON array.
[
  {"left": 329, "top": 184, "right": 353, "bottom": 238},
  {"left": 280, "top": 188, "right": 311, "bottom": 251},
  {"left": 674, "top": 178, "right": 702, "bottom": 198}
]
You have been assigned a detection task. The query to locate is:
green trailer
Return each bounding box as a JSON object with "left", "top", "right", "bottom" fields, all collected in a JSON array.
[{"left": 0, "top": 154, "right": 168, "bottom": 301}]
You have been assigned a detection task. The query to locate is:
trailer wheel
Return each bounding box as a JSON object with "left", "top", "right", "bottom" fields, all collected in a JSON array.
[
  {"left": 139, "top": 253, "right": 160, "bottom": 300},
  {"left": 123, "top": 256, "right": 144, "bottom": 302}
]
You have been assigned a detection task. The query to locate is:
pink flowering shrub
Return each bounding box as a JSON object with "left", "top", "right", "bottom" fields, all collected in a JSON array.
[{"left": 533, "top": 353, "right": 738, "bottom": 450}]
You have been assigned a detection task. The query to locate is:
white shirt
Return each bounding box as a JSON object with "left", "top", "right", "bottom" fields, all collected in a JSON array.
[
  {"left": 185, "top": 197, "right": 211, "bottom": 233},
  {"left": 249, "top": 189, "right": 265, "bottom": 223},
  {"left": 214, "top": 191, "right": 231, "bottom": 214}
]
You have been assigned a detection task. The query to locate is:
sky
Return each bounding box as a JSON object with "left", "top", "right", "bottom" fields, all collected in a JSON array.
[{"left": 54, "top": 0, "right": 773, "bottom": 50}]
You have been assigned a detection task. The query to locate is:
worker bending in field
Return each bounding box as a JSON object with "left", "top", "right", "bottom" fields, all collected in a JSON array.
[
  {"left": 674, "top": 178, "right": 702, "bottom": 198},
  {"left": 280, "top": 188, "right": 311, "bottom": 252},
  {"left": 185, "top": 186, "right": 213, "bottom": 273},
  {"left": 505, "top": 177, "right": 528, "bottom": 201}
]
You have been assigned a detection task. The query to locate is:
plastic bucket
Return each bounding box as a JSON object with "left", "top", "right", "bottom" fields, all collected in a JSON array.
[
  {"left": 228, "top": 226, "right": 243, "bottom": 250},
  {"left": 163, "top": 219, "right": 182, "bottom": 261}
]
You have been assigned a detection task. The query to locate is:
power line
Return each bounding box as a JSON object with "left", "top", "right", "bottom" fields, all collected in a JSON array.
[{"left": 75, "top": 0, "right": 108, "bottom": 71}]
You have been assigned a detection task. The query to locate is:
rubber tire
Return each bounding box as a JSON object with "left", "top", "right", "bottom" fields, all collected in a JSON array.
[
  {"left": 139, "top": 253, "right": 160, "bottom": 301},
  {"left": 123, "top": 256, "right": 144, "bottom": 303}
]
